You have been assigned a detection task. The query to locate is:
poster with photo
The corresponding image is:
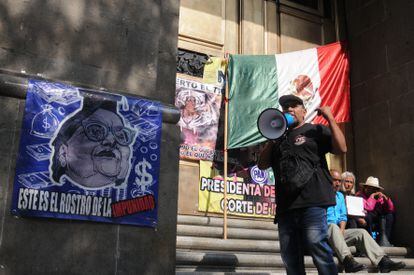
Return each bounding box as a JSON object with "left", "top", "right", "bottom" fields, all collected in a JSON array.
[
  {"left": 175, "top": 74, "right": 223, "bottom": 161},
  {"left": 11, "top": 80, "right": 162, "bottom": 227}
]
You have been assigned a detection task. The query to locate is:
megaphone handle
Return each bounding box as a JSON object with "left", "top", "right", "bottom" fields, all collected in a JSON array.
[{"left": 258, "top": 141, "right": 275, "bottom": 169}]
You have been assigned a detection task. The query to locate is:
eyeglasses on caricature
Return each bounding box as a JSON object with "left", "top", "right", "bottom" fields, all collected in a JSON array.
[{"left": 82, "top": 120, "right": 136, "bottom": 146}]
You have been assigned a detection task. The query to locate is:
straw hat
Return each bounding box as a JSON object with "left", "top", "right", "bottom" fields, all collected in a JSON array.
[{"left": 361, "top": 176, "right": 384, "bottom": 190}]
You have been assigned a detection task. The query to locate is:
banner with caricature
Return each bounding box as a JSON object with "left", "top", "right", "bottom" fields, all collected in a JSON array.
[
  {"left": 198, "top": 161, "right": 276, "bottom": 218},
  {"left": 11, "top": 80, "right": 162, "bottom": 227},
  {"left": 175, "top": 74, "right": 223, "bottom": 161}
]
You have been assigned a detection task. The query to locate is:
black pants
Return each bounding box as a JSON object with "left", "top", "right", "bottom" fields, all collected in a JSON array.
[
  {"left": 365, "top": 211, "right": 394, "bottom": 240},
  {"left": 345, "top": 216, "right": 359, "bottom": 229}
]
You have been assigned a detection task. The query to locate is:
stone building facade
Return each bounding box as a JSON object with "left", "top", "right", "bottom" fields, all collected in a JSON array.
[{"left": 176, "top": 0, "right": 350, "bottom": 215}]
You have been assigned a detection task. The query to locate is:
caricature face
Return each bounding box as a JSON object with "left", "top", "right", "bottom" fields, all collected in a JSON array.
[{"left": 59, "top": 108, "right": 133, "bottom": 188}]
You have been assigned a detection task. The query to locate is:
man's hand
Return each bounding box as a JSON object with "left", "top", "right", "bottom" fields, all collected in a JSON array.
[
  {"left": 339, "top": 221, "right": 346, "bottom": 235},
  {"left": 357, "top": 218, "right": 367, "bottom": 227},
  {"left": 317, "top": 106, "right": 335, "bottom": 122},
  {"left": 376, "top": 192, "right": 388, "bottom": 200},
  {"left": 317, "top": 105, "right": 347, "bottom": 154},
  {"left": 257, "top": 140, "right": 275, "bottom": 170},
  {"left": 370, "top": 192, "right": 384, "bottom": 199}
]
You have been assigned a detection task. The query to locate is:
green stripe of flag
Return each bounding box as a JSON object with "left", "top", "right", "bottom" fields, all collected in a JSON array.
[{"left": 228, "top": 55, "right": 279, "bottom": 149}]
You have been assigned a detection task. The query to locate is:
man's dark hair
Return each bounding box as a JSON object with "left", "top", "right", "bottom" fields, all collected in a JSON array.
[{"left": 51, "top": 92, "right": 119, "bottom": 182}]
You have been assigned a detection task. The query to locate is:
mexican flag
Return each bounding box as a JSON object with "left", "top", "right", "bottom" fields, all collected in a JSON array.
[{"left": 227, "top": 41, "right": 350, "bottom": 149}]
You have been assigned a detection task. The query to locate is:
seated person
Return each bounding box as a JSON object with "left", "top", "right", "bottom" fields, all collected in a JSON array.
[
  {"left": 356, "top": 177, "right": 395, "bottom": 246},
  {"left": 341, "top": 171, "right": 356, "bottom": 195},
  {"left": 327, "top": 170, "right": 405, "bottom": 273},
  {"left": 339, "top": 171, "right": 360, "bottom": 229}
]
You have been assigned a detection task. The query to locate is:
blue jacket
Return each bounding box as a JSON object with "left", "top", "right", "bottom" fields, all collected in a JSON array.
[{"left": 327, "top": 191, "right": 347, "bottom": 225}]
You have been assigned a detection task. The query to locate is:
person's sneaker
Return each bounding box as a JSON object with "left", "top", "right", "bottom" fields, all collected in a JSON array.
[
  {"left": 378, "top": 256, "right": 406, "bottom": 273},
  {"left": 343, "top": 255, "right": 366, "bottom": 273}
]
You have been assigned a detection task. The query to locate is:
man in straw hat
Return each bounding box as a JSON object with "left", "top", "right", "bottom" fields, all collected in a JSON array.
[{"left": 356, "top": 176, "right": 395, "bottom": 247}]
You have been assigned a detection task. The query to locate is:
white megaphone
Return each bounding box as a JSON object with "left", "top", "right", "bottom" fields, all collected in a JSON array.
[{"left": 257, "top": 108, "right": 295, "bottom": 140}]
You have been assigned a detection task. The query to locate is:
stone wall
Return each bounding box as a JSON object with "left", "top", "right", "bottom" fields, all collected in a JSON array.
[
  {"left": 0, "top": 1, "right": 180, "bottom": 274},
  {"left": 345, "top": 0, "right": 414, "bottom": 248}
]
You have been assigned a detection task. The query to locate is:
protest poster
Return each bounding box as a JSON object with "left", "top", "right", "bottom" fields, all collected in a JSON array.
[
  {"left": 345, "top": 195, "right": 365, "bottom": 217},
  {"left": 198, "top": 160, "right": 276, "bottom": 218},
  {"left": 175, "top": 74, "right": 223, "bottom": 161},
  {"left": 11, "top": 80, "right": 162, "bottom": 227},
  {"left": 202, "top": 57, "right": 227, "bottom": 85}
]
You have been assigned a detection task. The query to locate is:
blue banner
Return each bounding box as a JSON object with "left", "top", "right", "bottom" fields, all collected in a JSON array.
[{"left": 11, "top": 80, "right": 163, "bottom": 227}]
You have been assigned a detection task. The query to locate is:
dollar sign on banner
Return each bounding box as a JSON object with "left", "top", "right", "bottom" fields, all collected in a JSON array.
[
  {"left": 135, "top": 158, "right": 153, "bottom": 186},
  {"left": 42, "top": 117, "right": 51, "bottom": 130}
]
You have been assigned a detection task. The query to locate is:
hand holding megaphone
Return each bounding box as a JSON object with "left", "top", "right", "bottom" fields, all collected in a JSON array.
[{"left": 257, "top": 108, "right": 295, "bottom": 140}]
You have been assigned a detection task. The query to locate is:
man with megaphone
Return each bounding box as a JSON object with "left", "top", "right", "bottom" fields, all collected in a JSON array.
[{"left": 258, "top": 94, "right": 347, "bottom": 275}]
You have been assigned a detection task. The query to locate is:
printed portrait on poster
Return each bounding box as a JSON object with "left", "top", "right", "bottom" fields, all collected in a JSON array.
[
  {"left": 50, "top": 95, "right": 135, "bottom": 189},
  {"left": 11, "top": 80, "right": 162, "bottom": 227}
]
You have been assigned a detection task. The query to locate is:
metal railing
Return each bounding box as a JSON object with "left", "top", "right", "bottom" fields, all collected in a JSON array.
[{"left": 0, "top": 70, "right": 180, "bottom": 124}]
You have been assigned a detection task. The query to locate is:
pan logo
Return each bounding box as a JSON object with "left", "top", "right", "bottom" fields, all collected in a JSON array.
[{"left": 250, "top": 165, "right": 268, "bottom": 184}]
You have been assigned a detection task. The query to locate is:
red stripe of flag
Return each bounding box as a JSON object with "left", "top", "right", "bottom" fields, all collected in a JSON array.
[{"left": 313, "top": 41, "right": 350, "bottom": 125}]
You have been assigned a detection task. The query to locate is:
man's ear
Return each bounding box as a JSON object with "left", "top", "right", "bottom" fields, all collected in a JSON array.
[{"left": 58, "top": 144, "right": 68, "bottom": 167}]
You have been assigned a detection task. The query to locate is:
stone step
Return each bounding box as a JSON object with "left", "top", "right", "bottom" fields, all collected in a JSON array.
[
  {"left": 178, "top": 214, "right": 276, "bottom": 230},
  {"left": 176, "top": 250, "right": 414, "bottom": 272},
  {"left": 177, "top": 270, "right": 414, "bottom": 274},
  {"left": 177, "top": 236, "right": 279, "bottom": 253},
  {"left": 177, "top": 236, "right": 409, "bottom": 257},
  {"left": 177, "top": 224, "right": 278, "bottom": 240},
  {"left": 176, "top": 249, "right": 285, "bottom": 267},
  {"left": 380, "top": 246, "right": 411, "bottom": 257},
  {"left": 178, "top": 223, "right": 408, "bottom": 256},
  {"left": 176, "top": 215, "right": 412, "bottom": 274},
  {"left": 177, "top": 270, "right": 414, "bottom": 275},
  {"left": 176, "top": 266, "right": 316, "bottom": 274}
]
